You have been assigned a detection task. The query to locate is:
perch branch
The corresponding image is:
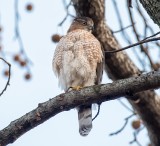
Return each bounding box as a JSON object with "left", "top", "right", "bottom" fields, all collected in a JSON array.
[{"left": 0, "top": 71, "right": 160, "bottom": 145}]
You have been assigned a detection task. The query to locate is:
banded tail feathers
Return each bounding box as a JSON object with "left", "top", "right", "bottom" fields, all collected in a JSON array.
[{"left": 77, "top": 105, "right": 92, "bottom": 136}]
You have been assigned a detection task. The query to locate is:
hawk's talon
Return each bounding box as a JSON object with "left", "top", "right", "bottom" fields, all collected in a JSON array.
[
  {"left": 68, "top": 86, "right": 83, "bottom": 91},
  {"left": 72, "top": 86, "right": 83, "bottom": 90},
  {"left": 66, "top": 87, "right": 72, "bottom": 92}
]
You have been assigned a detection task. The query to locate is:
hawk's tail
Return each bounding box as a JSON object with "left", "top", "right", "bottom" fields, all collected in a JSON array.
[{"left": 77, "top": 105, "right": 92, "bottom": 136}]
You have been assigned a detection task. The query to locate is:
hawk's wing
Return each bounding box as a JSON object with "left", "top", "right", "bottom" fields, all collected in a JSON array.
[
  {"left": 95, "top": 44, "right": 104, "bottom": 85},
  {"left": 52, "top": 36, "right": 66, "bottom": 77},
  {"left": 95, "top": 60, "right": 103, "bottom": 85}
]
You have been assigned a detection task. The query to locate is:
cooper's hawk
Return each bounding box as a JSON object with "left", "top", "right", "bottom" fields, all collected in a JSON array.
[{"left": 52, "top": 17, "right": 103, "bottom": 136}]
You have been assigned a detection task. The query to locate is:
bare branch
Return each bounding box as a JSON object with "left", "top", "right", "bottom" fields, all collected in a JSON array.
[
  {"left": 109, "top": 113, "right": 136, "bottom": 136},
  {"left": 0, "top": 57, "right": 11, "bottom": 97},
  {"left": 14, "top": 0, "right": 32, "bottom": 67},
  {"left": 135, "top": 0, "right": 154, "bottom": 38},
  {"left": 127, "top": 1, "right": 156, "bottom": 70},
  {"left": 143, "top": 31, "right": 160, "bottom": 41},
  {"left": 112, "top": 0, "right": 132, "bottom": 44},
  {"left": 118, "top": 99, "right": 134, "bottom": 112},
  {"left": 129, "top": 127, "right": 145, "bottom": 146},
  {"left": 58, "top": 1, "right": 75, "bottom": 26},
  {"left": 0, "top": 71, "right": 160, "bottom": 145},
  {"left": 113, "top": 23, "right": 135, "bottom": 34},
  {"left": 105, "top": 37, "right": 160, "bottom": 53}
]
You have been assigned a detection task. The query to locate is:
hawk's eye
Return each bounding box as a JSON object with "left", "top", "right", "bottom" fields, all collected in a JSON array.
[{"left": 82, "top": 21, "right": 87, "bottom": 25}]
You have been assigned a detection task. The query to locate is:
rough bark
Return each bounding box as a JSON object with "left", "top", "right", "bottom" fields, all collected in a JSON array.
[
  {"left": 139, "top": 0, "right": 160, "bottom": 27},
  {"left": 0, "top": 71, "right": 160, "bottom": 146},
  {"left": 71, "top": 0, "right": 160, "bottom": 145}
]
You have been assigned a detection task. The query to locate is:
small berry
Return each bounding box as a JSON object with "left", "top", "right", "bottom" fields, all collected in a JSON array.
[
  {"left": 26, "top": 4, "right": 33, "bottom": 11},
  {"left": 51, "top": 34, "right": 61, "bottom": 43},
  {"left": 20, "top": 61, "right": 27, "bottom": 67},
  {"left": 25, "top": 73, "right": 31, "bottom": 80},
  {"left": 4, "top": 70, "right": 9, "bottom": 77},
  {"left": 131, "top": 120, "right": 141, "bottom": 130},
  {"left": 13, "top": 55, "right": 20, "bottom": 62}
]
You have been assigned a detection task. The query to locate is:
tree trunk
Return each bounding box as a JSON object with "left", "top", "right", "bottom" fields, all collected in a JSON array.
[
  {"left": 71, "top": 0, "right": 160, "bottom": 145},
  {"left": 139, "top": 0, "right": 160, "bottom": 27}
]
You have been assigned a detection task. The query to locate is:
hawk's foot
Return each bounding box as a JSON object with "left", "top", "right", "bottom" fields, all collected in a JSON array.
[
  {"left": 67, "top": 86, "right": 83, "bottom": 92},
  {"left": 72, "top": 86, "right": 83, "bottom": 90}
]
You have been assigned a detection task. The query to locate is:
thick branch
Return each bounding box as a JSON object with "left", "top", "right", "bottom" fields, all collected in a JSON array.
[{"left": 0, "top": 71, "right": 160, "bottom": 146}]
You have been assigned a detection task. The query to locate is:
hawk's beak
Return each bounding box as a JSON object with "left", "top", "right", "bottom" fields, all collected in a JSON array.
[{"left": 89, "top": 25, "right": 94, "bottom": 31}]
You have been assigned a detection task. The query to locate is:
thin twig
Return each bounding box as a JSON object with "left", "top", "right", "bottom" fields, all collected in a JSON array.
[
  {"left": 113, "top": 23, "right": 135, "bottom": 33},
  {"left": 127, "top": 1, "right": 156, "bottom": 70},
  {"left": 143, "top": 31, "right": 160, "bottom": 41},
  {"left": 136, "top": 0, "right": 155, "bottom": 38},
  {"left": 105, "top": 37, "right": 160, "bottom": 53},
  {"left": 58, "top": 13, "right": 74, "bottom": 26},
  {"left": 130, "top": 132, "right": 142, "bottom": 146},
  {"left": 0, "top": 57, "right": 11, "bottom": 96},
  {"left": 92, "top": 104, "right": 101, "bottom": 121},
  {"left": 112, "top": 0, "right": 132, "bottom": 44},
  {"left": 129, "top": 126, "right": 145, "bottom": 146},
  {"left": 14, "top": 0, "right": 32, "bottom": 67},
  {"left": 109, "top": 113, "right": 136, "bottom": 136},
  {"left": 58, "top": 1, "right": 75, "bottom": 26},
  {"left": 112, "top": 0, "right": 146, "bottom": 69},
  {"left": 118, "top": 99, "right": 134, "bottom": 112},
  {"left": 135, "top": 0, "right": 160, "bottom": 48}
]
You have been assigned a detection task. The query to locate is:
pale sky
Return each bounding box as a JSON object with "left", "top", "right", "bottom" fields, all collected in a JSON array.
[{"left": 0, "top": 0, "right": 159, "bottom": 146}]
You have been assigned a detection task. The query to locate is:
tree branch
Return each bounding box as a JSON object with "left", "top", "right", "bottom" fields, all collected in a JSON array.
[
  {"left": 0, "top": 71, "right": 160, "bottom": 146},
  {"left": 109, "top": 113, "right": 136, "bottom": 136},
  {"left": 105, "top": 36, "right": 160, "bottom": 53},
  {"left": 0, "top": 57, "right": 11, "bottom": 97},
  {"left": 14, "top": 0, "right": 32, "bottom": 67},
  {"left": 58, "top": 1, "right": 75, "bottom": 26}
]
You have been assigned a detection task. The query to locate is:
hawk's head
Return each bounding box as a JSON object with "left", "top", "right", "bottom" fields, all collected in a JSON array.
[{"left": 68, "top": 17, "right": 94, "bottom": 33}]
